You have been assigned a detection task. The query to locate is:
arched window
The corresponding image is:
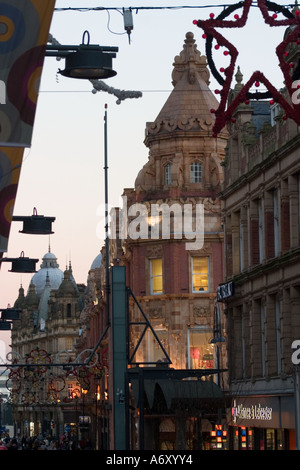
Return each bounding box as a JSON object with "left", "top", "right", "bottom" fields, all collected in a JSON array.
[
  {"left": 165, "top": 163, "right": 172, "bottom": 185},
  {"left": 190, "top": 161, "right": 202, "bottom": 183}
]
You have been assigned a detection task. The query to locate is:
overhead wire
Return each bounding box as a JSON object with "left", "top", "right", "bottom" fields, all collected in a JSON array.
[{"left": 53, "top": 4, "right": 298, "bottom": 13}]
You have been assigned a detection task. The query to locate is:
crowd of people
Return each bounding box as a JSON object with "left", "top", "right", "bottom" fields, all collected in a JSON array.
[{"left": 0, "top": 434, "right": 93, "bottom": 450}]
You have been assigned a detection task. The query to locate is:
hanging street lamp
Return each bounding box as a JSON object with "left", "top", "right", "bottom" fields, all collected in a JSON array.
[{"left": 46, "top": 31, "right": 118, "bottom": 80}]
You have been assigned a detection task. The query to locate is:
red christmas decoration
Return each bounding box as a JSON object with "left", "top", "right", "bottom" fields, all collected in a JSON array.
[{"left": 194, "top": 0, "right": 300, "bottom": 136}]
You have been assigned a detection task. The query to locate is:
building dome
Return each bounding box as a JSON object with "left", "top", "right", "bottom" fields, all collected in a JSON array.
[
  {"left": 29, "top": 251, "right": 64, "bottom": 297},
  {"left": 90, "top": 253, "right": 102, "bottom": 270}
]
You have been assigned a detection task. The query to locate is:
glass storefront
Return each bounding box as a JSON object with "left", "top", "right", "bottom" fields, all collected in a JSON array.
[{"left": 231, "top": 426, "right": 289, "bottom": 450}]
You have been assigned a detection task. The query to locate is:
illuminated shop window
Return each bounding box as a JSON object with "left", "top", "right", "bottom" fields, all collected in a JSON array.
[
  {"left": 191, "top": 257, "right": 209, "bottom": 293},
  {"left": 190, "top": 161, "right": 202, "bottom": 183},
  {"left": 150, "top": 258, "right": 163, "bottom": 295},
  {"left": 188, "top": 328, "right": 214, "bottom": 369}
]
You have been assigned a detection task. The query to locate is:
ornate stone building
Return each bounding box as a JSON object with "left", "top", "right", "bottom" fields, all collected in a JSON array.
[
  {"left": 77, "top": 32, "right": 229, "bottom": 451},
  {"left": 10, "top": 249, "right": 86, "bottom": 441},
  {"left": 220, "top": 57, "right": 300, "bottom": 448}
]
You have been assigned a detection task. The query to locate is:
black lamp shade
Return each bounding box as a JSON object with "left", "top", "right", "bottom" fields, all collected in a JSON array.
[
  {"left": 9, "top": 257, "right": 38, "bottom": 273},
  {"left": 1, "top": 309, "right": 20, "bottom": 320},
  {"left": 59, "top": 49, "right": 117, "bottom": 79},
  {"left": 0, "top": 321, "right": 11, "bottom": 330},
  {"left": 1, "top": 253, "right": 39, "bottom": 273},
  {"left": 20, "top": 215, "right": 54, "bottom": 234}
]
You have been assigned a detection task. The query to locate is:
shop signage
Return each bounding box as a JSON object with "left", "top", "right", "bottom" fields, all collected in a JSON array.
[
  {"left": 231, "top": 400, "right": 272, "bottom": 424},
  {"left": 217, "top": 281, "right": 234, "bottom": 301}
]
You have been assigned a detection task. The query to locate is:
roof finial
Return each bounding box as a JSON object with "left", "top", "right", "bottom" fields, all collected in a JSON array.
[{"left": 172, "top": 32, "right": 210, "bottom": 86}]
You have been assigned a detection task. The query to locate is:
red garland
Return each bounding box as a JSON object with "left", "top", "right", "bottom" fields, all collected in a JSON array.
[{"left": 194, "top": 0, "right": 300, "bottom": 136}]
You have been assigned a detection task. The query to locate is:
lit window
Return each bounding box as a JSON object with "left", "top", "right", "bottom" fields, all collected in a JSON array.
[
  {"left": 192, "top": 257, "right": 209, "bottom": 292},
  {"left": 150, "top": 258, "right": 163, "bottom": 294},
  {"left": 165, "top": 163, "right": 172, "bottom": 185},
  {"left": 66, "top": 337, "right": 73, "bottom": 351},
  {"left": 188, "top": 328, "right": 214, "bottom": 369},
  {"left": 190, "top": 161, "right": 202, "bottom": 183}
]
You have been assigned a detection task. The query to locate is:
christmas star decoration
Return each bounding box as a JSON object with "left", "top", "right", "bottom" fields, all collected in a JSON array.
[{"left": 193, "top": 0, "right": 300, "bottom": 136}]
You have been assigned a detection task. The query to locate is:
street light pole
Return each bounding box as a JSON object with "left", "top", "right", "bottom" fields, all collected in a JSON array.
[{"left": 104, "top": 104, "right": 110, "bottom": 328}]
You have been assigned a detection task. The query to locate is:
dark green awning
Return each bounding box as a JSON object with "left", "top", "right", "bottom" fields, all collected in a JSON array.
[{"left": 131, "top": 378, "right": 224, "bottom": 411}]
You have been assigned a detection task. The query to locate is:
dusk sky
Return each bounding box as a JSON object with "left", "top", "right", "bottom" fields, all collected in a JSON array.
[{"left": 0, "top": 0, "right": 292, "bottom": 356}]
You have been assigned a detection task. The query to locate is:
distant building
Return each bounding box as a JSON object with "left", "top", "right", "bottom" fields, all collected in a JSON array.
[{"left": 10, "top": 249, "right": 85, "bottom": 440}]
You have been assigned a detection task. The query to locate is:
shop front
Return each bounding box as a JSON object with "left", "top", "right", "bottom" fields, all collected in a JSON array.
[
  {"left": 128, "top": 367, "right": 227, "bottom": 450},
  {"left": 228, "top": 395, "right": 296, "bottom": 450}
]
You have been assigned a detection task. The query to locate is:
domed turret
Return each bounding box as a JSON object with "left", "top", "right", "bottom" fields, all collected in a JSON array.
[{"left": 29, "top": 250, "right": 64, "bottom": 297}]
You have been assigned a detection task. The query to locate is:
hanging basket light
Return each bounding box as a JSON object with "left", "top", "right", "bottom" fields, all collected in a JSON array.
[
  {"left": 13, "top": 207, "right": 55, "bottom": 235},
  {"left": 0, "top": 251, "right": 38, "bottom": 273},
  {"left": 0, "top": 308, "right": 21, "bottom": 320},
  {"left": 46, "top": 31, "right": 118, "bottom": 80}
]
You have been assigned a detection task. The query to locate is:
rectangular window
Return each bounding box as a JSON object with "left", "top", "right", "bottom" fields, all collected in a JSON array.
[
  {"left": 275, "top": 296, "right": 281, "bottom": 375},
  {"left": 273, "top": 190, "right": 279, "bottom": 256},
  {"left": 66, "top": 337, "right": 73, "bottom": 351},
  {"left": 150, "top": 258, "right": 163, "bottom": 294},
  {"left": 260, "top": 301, "right": 266, "bottom": 377},
  {"left": 192, "top": 257, "right": 209, "bottom": 292},
  {"left": 190, "top": 162, "right": 202, "bottom": 183},
  {"left": 239, "top": 214, "right": 244, "bottom": 271},
  {"left": 258, "top": 199, "right": 263, "bottom": 263},
  {"left": 165, "top": 164, "right": 171, "bottom": 185},
  {"left": 188, "top": 328, "right": 215, "bottom": 369}
]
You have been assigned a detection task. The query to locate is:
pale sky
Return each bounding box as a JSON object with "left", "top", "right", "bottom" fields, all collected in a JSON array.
[{"left": 0, "top": 0, "right": 293, "bottom": 353}]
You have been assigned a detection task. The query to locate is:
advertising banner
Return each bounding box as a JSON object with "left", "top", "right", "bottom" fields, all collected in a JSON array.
[{"left": 0, "top": 0, "right": 56, "bottom": 252}]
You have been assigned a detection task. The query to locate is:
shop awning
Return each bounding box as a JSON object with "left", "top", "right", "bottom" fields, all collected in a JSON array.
[{"left": 131, "top": 378, "right": 224, "bottom": 411}]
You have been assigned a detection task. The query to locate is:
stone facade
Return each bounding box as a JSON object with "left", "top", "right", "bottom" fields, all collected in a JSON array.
[
  {"left": 122, "top": 33, "right": 227, "bottom": 377},
  {"left": 220, "top": 59, "right": 300, "bottom": 448}
]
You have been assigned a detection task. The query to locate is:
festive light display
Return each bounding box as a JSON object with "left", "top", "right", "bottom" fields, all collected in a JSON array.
[
  {"left": 194, "top": 0, "right": 300, "bottom": 136},
  {"left": 5, "top": 347, "right": 105, "bottom": 405}
]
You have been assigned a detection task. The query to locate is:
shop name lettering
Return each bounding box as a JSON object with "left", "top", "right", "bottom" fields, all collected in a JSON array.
[{"left": 232, "top": 404, "right": 272, "bottom": 422}]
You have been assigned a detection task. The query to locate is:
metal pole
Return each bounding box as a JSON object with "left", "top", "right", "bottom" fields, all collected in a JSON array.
[
  {"left": 294, "top": 365, "right": 300, "bottom": 450},
  {"left": 104, "top": 104, "right": 110, "bottom": 327}
]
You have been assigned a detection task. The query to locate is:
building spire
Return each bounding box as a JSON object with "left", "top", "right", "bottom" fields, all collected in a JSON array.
[{"left": 171, "top": 32, "right": 210, "bottom": 86}]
